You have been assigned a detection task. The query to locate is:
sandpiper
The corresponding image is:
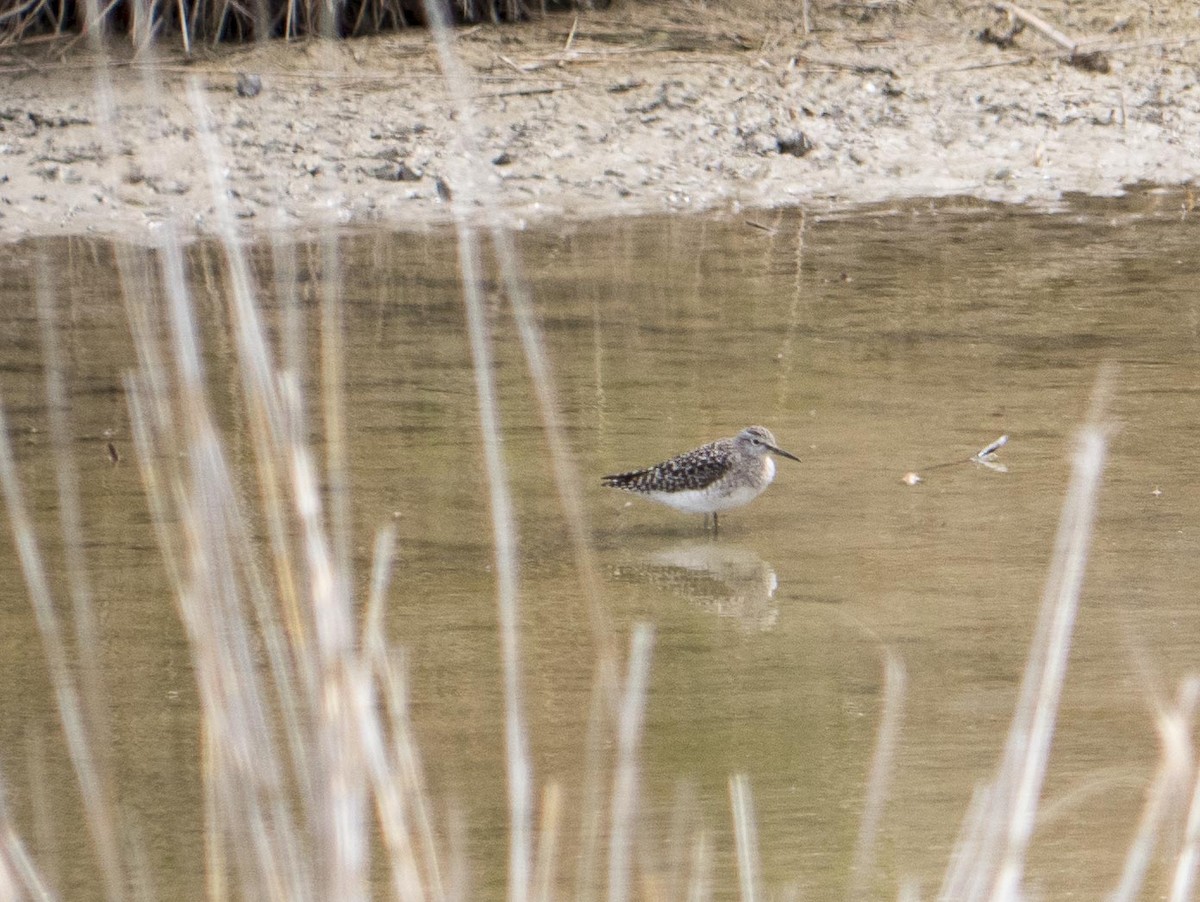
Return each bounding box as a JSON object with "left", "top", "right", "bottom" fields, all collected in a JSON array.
[{"left": 601, "top": 425, "right": 800, "bottom": 531}]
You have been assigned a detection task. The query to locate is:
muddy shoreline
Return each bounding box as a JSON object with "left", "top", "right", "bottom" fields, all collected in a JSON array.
[{"left": 1, "top": 4, "right": 1198, "bottom": 242}]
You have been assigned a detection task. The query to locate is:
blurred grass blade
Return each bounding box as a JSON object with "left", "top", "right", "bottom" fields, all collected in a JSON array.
[
  {"left": 846, "top": 651, "right": 906, "bottom": 901},
  {"left": 0, "top": 765, "right": 55, "bottom": 900},
  {"left": 0, "top": 398, "right": 126, "bottom": 902},
  {"left": 1113, "top": 678, "right": 1199, "bottom": 902},
  {"left": 608, "top": 624, "right": 654, "bottom": 902},
  {"left": 940, "top": 370, "right": 1111, "bottom": 902},
  {"left": 421, "top": 3, "right": 532, "bottom": 898},
  {"left": 1170, "top": 729, "right": 1200, "bottom": 901},
  {"left": 686, "top": 828, "right": 712, "bottom": 902},
  {"left": 532, "top": 782, "right": 562, "bottom": 902},
  {"left": 730, "top": 774, "right": 762, "bottom": 902}
]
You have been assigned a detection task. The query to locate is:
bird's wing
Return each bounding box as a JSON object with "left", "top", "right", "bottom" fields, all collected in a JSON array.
[{"left": 602, "top": 443, "right": 731, "bottom": 492}]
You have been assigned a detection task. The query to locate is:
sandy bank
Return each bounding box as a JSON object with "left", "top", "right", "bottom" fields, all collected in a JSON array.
[{"left": 1, "top": 2, "right": 1199, "bottom": 242}]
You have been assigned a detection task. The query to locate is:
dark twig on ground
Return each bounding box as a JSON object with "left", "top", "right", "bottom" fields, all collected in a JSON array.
[{"left": 986, "top": 1, "right": 1110, "bottom": 73}]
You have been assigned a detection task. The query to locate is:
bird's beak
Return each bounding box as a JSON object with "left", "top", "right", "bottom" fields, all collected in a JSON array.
[{"left": 768, "top": 444, "right": 801, "bottom": 462}]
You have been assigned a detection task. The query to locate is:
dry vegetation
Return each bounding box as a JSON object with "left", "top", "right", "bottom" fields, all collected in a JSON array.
[
  {"left": 0, "top": 0, "right": 562, "bottom": 47},
  {"left": 2, "top": 2, "right": 1200, "bottom": 898},
  {"left": 2, "top": 0, "right": 1198, "bottom": 50}
]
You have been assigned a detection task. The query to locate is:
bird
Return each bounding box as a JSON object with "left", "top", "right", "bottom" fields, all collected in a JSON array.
[{"left": 601, "top": 425, "right": 799, "bottom": 532}]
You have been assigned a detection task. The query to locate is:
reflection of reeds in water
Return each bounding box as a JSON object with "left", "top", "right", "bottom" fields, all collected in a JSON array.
[{"left": 2, "top": 10, "right": 1198, "bottom": 902}]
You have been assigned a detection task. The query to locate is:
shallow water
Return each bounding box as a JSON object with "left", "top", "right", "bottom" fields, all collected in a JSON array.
[{"left": 2, "top": 192, "right": 1199, "bottom": 898}]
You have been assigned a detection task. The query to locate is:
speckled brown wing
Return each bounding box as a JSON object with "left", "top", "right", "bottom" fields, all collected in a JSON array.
[{"left": 601, "top": 440, "right": 732, "bottom": 494}]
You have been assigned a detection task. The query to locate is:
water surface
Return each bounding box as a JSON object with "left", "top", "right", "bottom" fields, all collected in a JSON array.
[{"left": 1, "top": 192, "right": 1198, "bottom": 898}]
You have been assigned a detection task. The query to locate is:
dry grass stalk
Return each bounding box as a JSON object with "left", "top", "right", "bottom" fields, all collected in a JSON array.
[
  {"left": 573, "top": 666, "right": 613, "bottom": 902},
  {"left": 846, "top": 651, "right": 906, "bottom": 901},
  {"left": 939, "top": 371, "right": 1111, "bottom": 901},
  {"left": 424, "top": 85, "right": 533, "bottom": 902},
  {"left": 686, "top": 828, "right": 713, "bottom": 902},
  {"left": 1170, "top": 710, "right": 1200, "bottom": 900},
  {"left": 531, "top": 782, "right": 563, "bottom": 902},
  {"left": 0, "top": 291, "right": 126, "bottom": 899},
  {"left": 729, "top": 774, "right": 763, "bottom": 902},
  {"left": 1111, "top": 677, "right": 1200, "bottom": 901},
  {"left": 35, "top": 263, "right": 115, "bottom": 798},
  {"left": 607, "top": 624, "right": 654, "bottom": 902},
  {"left": 74, "top": 66, "right": 447, "bottom": 900},
  {"left": 0, "top": 730, "right": 55, "bottom": 898},
  {"left": 417, "top": 11, "right": 628, "bottom": 897}
]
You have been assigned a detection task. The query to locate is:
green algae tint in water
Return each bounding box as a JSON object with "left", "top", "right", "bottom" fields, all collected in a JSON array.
[{"left": 1, "top": 194, "right": 1199, "bottom": 898}]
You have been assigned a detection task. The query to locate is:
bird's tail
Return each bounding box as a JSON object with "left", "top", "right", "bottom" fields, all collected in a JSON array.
[{"left": 601, "top": 470, "right": 647, "bottom": 490}]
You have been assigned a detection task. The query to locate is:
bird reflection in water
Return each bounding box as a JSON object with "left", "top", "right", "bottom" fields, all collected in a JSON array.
[{"left": 612, "top": 541, "right": 779, "bottom": 632}]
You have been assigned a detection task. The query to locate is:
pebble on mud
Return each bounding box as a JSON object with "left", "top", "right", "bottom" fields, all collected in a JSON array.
[
  {"left": 745, "top": 129, "right": 815, "bottom": 157},
  {"left": 236, "top": 73, "right": 263, "bottom": 98},
  {"left": 777, "top": 131, "right": 814, "bottom": 157},
  {"left": 369, "top": 162, "right": 422, "bottom": 182}
]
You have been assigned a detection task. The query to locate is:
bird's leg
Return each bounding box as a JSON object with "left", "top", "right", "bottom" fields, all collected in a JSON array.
[{"left": 712, "top": 512, "right": 720, "bottom": 536}]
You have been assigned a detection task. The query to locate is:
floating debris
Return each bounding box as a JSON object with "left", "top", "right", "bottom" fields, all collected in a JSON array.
[
  {"left": 972, "top": 434, "right": 1009, "bottom": 473},
  {"left": 744, "top": 219, "right": 777, "bottom": 234},
  {"left": 106, "top": 441, "right": 120, "bottom": 464},
  {"left": 974, "top": 434, "right": 1009, "bottom": 459},
  {"left": 905, "top": 434, "right": 1010, "bottom": 482}
]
